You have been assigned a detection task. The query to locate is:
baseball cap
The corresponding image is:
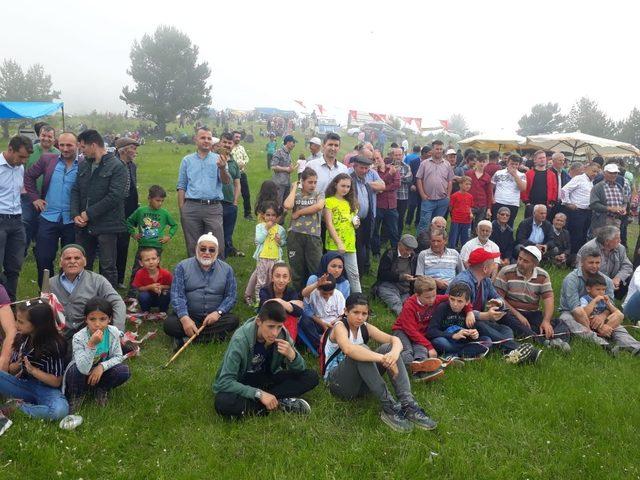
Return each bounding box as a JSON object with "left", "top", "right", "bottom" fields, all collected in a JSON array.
[
  {"left": 445, "top": 148, "right": 457, "bottom": 155},
  {"left": 604, "top": 163, "right": 620, "bottom": 173},
  {"left": 283, "top": 135, "right": 297, "bottom": 144},
  {"left": 115, "top": 137, "right": 140, "bottom": 149},
  {"left": 309, "top": 137, "right": 322, "bottom": 146},
  {"left": 399, "top": 234, "right": 418, "bottom": 250},
  {"left": 520, "top": 245, "right": 542, "bottom": 263},
  {"left": 468, "top": 248, "right": 501, "bottom": 266}
]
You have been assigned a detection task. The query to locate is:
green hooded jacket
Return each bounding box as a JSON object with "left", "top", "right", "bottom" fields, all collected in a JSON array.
[{"left": 213, "top": 318, "right": 306, "bottom": 399}]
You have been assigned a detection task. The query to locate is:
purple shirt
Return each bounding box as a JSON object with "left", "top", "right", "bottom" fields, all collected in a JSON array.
[{"left": 416, "top": 158, "right": 454, "bottom": 200}]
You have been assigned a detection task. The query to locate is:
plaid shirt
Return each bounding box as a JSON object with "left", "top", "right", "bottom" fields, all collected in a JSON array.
[
  {"left": 396, "top": 162, "right": 412, "bottom": 201},
  {"left": 604, "top": 181, "right": 624, "bottom": 210}
]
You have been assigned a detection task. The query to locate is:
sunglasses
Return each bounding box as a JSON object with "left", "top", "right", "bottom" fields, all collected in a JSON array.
[{"left": 199, "top": 247, "right": 217, "bottom": 253}]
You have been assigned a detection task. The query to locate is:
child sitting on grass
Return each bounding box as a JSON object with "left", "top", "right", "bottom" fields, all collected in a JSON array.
[
  {"left": 245, "top": 202, "right": 287, "bottom": 305},
  {"left": 299, "top": 273, "right": 346, "bottom": 351},
  {"left": 323, "top": 294, "right": 437, "bottom": 433},
  {"left": 392, "top": 276, "right": 475, "bottom": 381},
  {"left": 126, "top": 185, "right": 178, "bottom": 294},
  {"left": 64, "top": 297, "right": 131, "bottom": 413},
  {"left": 131, "top": 247, "right": 172, "bottom": 314},
  {"left": 213, "top": 300, "right": 319, "bottom": 419},
  {"left": 427, "top": 282, "right": 492, "bottom": 361},
  {"left": 0, "top": 300, "right": 68, "bottom": 436},
  {"left": 581, "top": 275, "right": 626, "bottom": 349}
]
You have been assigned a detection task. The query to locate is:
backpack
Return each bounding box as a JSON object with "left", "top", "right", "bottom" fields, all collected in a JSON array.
[{"left": 318, "top": 316, "right": 369, "bottom": 376}]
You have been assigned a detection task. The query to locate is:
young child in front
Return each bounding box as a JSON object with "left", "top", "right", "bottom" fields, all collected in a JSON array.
[
  {"left": 0, "top": 300, "right": 68, "bottom": 435},
  {"left": 448, "top": 176, "right": 474, "bottom": 249},
  {"left": 64, "top": 297, "right": 131, "bottom": 413},
  {"left": 392, "top": 276, "right": 475, "bottom": 381},
  {"left": 323, "top": 294, "right": 437, "bottom": 433},
  {"left": 126, "top": 185, "right": 178, "bottom": 292},
  {"left": 213, "top": 300, "right": 319, "bottom": 419},
  {"left": 131, "top": 247, "right": 173, "bottom": 314},
  {"left": 246, "top": 202, "right": 287, "bottom": 305},
  {"left": 426, "top": 282, "right": 492, "bottom": 360},
  {"left": 581, "top": 275, "right": 625, "bottom": 343},
  {"left": 299, "top": 274, "right": 346, "bottom": 351}
]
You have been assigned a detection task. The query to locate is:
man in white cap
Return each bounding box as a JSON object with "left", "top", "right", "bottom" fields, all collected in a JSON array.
[
  {"left": 308, "top": 137, "right": 323, "bottom": 162},
  {"left": 460, "top": 220, "right": 501, "bottom": 271},
  {"left": 494, "top": 245, "right": 571, "bottom": 351},
  {"left": 164, "top": 232, "right": 239, "bottom": 350},
  {"left": 589, "top": 162, "right": 627, "bottom": 233}
]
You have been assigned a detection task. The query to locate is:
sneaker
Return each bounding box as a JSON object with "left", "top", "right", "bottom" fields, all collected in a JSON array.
[
  {"left": 0, "top": 413, "right": 12, "bottom": 437},
  {"left": 410, "top": 358, "right": 443, "bottom": 374},
  {"left": 95, "top": 389, "right": 109, "bottom": 407},
  {"left": 278, "top": 397, "right": 311, "bottom": 415},
  {"left": 441, "top": 355, "right": 465, "bottom": 368},
  {"left": 414, "top": 368, "right": 445, "bottom": 382},
  {"left": 403, "top": 404, "right": 437, "bottom": 431},
  {"left": 0, "top": 398, "right": 23, "bottom": 417},
  {"left": 549, "top": 338, "right": 571, "bottom": 353},
  {"left": 235, "top": 250, "right": 245, "bottom": 257},
  {"left": 380, "top": 405, "right": 413, "bottom": 433},
  {"left": 503, "top": 344, "right": 541, "bottom": 365},
  {"left": 59, "top": 414, "right": 83, "bottom": 431}
]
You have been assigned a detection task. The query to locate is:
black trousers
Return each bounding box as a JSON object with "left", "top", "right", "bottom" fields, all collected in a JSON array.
[
  {"left": 163, "top": 311, "right": 239, "bottom": 343},
  {"left": 214, "top": 369, "right": 319, "bottom": 418},
  {"left": 240, "top": 172, "right": 251, "bottom": 217},
  {"left": 406, "top": 190, "right": 421, "bottom": 227},
  {"left": 116, "top": 231, "right": 130, "bottom": 285},
  {"left": 355, "top": 217, "right": 372, "bottom": 276},
  {"left": 500, "top": 311, "right": 571, "bottom": 344},
  {"left": 397, "top": 199, "right": 408, "bottom": 235},
  {"left": 565, "top": 207, "right": 591, "bottom": 255},
  {"left": 76, "top": 229, "right": 120, "bottom": 288}
]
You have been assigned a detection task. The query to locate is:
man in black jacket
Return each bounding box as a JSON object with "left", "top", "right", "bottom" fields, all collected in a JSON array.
[
  {"left": 548, "top": 212, "right": 572, "bottom": 267},
  {"left": 71, "top": 130, "right": 127, "bottom": 287},
  {"left": 374, "top": 234, "right": 418, "bottom": 315},
  {"left": 514, "top": 204, "right": 554, "bottom": 259}
]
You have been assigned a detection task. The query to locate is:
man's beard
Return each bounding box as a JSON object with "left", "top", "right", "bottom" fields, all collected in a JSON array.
[{"left": 197, "top": 254, "right": 215, "bottom": 266}]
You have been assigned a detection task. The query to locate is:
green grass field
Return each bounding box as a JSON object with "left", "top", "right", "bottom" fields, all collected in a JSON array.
[{"left": 2, "top": 130, "right": 640, "bottom": 480}]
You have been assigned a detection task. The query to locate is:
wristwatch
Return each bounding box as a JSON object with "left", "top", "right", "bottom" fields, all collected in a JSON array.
[
  {"left": 254, "top": 389, "right": 263, "bottom": 400},
  {"left": 217, "top": 310, "right": 223, "bottom": 316}
]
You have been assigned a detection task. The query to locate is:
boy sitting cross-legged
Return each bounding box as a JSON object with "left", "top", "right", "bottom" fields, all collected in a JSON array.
[
  {"left": 213, "top": 300, "right": 319, "bottom": 419},
  {"left": 391, "top": 276, "right": 475, "bottom": 381}
]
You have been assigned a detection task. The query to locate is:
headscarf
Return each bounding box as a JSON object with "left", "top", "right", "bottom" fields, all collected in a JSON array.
[{"left": 316, "top": 252, "right": 348, "bottom": 285}]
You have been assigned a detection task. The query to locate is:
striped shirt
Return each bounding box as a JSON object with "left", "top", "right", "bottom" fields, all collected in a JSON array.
[
  {"left": 560, "top": 173, "right": 592, "bottom": 209},
  {"left": 396, "top": 162, "right": 412, "bottom": 201},
  {"left": 415, "top": 248, "right": 464, "bottom": 283},
  {"left": 10, "top": 335, "right": 66, "bottom": 382},
  {"left": 494, "top": 264, "right": 553, "bottom": 311}
]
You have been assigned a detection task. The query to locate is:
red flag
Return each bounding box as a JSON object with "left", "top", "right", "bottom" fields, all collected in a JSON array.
[
  {"left": 439, "top": 119, "right": 450, "bottom": 130},
  {"left": 316, "top": 104, "right": 325, "bottom": 114},
  {"left": 349, "top": 110, "right": 358, "bottom": 121},
  {"left": 370, "top": 113, "right": 387, "bottom": 122},
  {"left": 402, "top": 117, "right": 413, "bottom": 125},
  {"left": 414, "top": 118, "right": 422, "bottom": 130},
  {"left": 294, "top": 99, "right": 306, "bottom": 109}
]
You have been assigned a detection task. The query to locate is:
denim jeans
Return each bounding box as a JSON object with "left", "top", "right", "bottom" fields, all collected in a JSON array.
[
  {"left": 623, "top": 292, "right": 640, "bottom": 323},
  {"left": 64, "top": 363, "right": 131, "bottom": 402},
  {"left": 138, "top": 290, "right": 171, "bottom": 313},
  {"left": 372, "top": 208, "right": 399, "bottom": 255},
  {"left": 0, "top": 370, "right": 68, "bottom": 420},
  {"left": 222, "top": 201, "right": 238, "bottom": 254},
  {"left": 430, "top": 336, "right": 492, "bottom": 358},
  {"left": 475, "top": 320, "right": 519, "bottom": 353},
  {"left": 35, "top": 217, "right": 76, "bottom": 288},
  {"left": 449, "top": 222, "right": 471, "bottom": 249},
  {"left": 417, "top": 198, "right": 450, "bottom": 234},
  {"left": 406, "top": 190, "right": 421, "bottom": 227},
  {"left": 0, "top": 216, "right": 26, "bottom": 301}
]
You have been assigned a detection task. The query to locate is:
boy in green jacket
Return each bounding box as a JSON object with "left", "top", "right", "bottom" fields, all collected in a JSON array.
[{"left": 213, "top": 301, "right": 319, "bottom": 418}]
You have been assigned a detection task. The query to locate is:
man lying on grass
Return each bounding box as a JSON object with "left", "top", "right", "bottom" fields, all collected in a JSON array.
[{"left": 213, "top": 300, "right": 318, "bottom": 418}]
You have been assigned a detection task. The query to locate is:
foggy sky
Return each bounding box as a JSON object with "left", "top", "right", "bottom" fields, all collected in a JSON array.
[{"left": 2, "top": 0, "right": 639, "bottom": 132}]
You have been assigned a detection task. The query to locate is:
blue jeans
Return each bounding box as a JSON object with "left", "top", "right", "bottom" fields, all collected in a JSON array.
[
  {"left": 449, "top": 222, "right": 471, "bottom": 249},
  {"left": 372, "top": 208, "right": 399, "bottom": 255},
  {"left": 623, "top": 292, "right": 640, "bottom": 322},
  {"left": 138, "top": 290, "right": 171, "bottom": 313},
  {"left": 417, "top": 198, "right": 449, "bottom": 234},
  {"left": 0, "top": 370, "right": 68, "bottom": 420},
  {"left": 222, "top": 201, "right": 238, "bottom": 254},
  {"left": 431, "top": 336, "right": 492, "bottom": 358},
  {"left": 475, "top": 321, "right": 519, "bottom": 353},
  {"left": 35, "top": 216, "right": 76, "bottom": 288}
]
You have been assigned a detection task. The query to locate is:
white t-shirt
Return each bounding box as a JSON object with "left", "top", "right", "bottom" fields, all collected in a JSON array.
[{"left": 492, "top": 168, "right": 526, "bottom": 206}]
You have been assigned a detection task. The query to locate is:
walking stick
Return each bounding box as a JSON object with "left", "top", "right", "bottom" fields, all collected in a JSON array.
[{"left": 163, "top": 324, "right": 207, "bottom": 368}]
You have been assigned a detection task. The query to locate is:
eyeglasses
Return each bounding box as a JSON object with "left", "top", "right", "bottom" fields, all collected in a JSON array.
[
  {"left": 199, "top": 247, "right": 217, "bottom": 253},
  {"left": 498, "top": 212, "right": 510, "bottom": 216}
]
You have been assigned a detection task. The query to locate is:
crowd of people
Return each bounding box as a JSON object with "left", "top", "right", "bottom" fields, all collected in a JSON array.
[{"left": 1, "top": 123, "right": 640, "bottom": 436}]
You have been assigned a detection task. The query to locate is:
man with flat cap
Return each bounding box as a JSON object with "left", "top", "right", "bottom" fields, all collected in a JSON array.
[{"left": 374, "top": 234, "right": 419, "bottom": 315}]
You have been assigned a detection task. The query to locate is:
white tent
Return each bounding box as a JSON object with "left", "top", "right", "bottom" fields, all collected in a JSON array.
[
  {"left": 526, "top": 132, "right": 640, "bottom": 158},
  {"left": 458, "top": 131, "right": 526, "bottom": 152}
]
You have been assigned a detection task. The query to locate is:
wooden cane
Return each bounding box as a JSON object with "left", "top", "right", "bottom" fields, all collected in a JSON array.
[{"left": 163, "top": 324, "right": 207, "bottom": 368}]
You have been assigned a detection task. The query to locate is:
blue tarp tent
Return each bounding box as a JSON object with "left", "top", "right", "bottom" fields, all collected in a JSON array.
[{"left": 0, "top": 101, "right": 64, "bottom": 119}]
